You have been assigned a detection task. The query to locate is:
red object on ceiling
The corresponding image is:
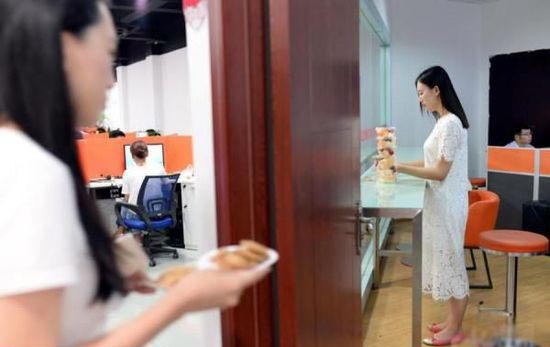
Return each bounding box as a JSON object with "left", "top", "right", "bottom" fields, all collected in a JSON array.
[{"left": 183, "top": 0, "right": 201, "bottom": 9}]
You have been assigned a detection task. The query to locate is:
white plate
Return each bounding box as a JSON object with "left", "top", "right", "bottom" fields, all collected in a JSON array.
[{"left": 197, "top": 245, "right": 279, "bottom": 271}]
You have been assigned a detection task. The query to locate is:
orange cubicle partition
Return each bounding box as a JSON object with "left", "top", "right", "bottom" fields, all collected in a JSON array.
[
  {"left": 82, "top": 132, "right": 109, "bottom": 139},
  {"left": 486, "top": 146, "right": 542, "bottom": 230},
  {"left": 539, "top": 149, "right": 550, "bottom": 176},
  {"left": 77, "top": 136, "right": 193, "bottom": 182},
  {"left": 487, "top": 146, "right": 535, "bottom": 174}
]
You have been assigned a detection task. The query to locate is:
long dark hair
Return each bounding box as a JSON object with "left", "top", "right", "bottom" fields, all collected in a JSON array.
[
  {"left": 0, "top": 0, "right": 125, "bottom": 301},
  {"left": 415, "top": 66, "right": 469, "bottom": 129}
]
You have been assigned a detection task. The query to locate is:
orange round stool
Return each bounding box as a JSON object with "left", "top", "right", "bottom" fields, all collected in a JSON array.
[
  {"left": 469, "top": 177, "right": 487, "bottom": 189},
  {"left": 478, "top": 230, "right": 549, "bottom": 322}
]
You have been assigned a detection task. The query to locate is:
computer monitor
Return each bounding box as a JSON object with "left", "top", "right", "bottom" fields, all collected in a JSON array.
[{"left": 124, "top": 143, "right": 165, "bottom": 170}]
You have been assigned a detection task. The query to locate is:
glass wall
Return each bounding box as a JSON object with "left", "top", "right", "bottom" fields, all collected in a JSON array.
[
  {"left": 359, "top": 0, "right": 391, "bottom": 304},
  {"left": 359, "top": 6, "right": 390, "bottom": 170}
]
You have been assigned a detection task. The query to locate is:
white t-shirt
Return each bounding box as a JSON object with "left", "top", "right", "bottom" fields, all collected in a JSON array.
[
  {"left": 122, "top": 161, "right": 166, "bottom": 205},
  {"left": 505, "top": 141, "right": 534, "bottom": 148},
  {"left": 0, "top": 128, "right": 109, "bottom": 346}
]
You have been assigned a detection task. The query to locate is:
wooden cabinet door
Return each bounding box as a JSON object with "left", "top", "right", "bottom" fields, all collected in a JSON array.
[
  {"left": 270, "top": 0, "right": 363, "bottom": 345},
  {"left": 210, "top": 0, "right": 362, "bottom": 345}
]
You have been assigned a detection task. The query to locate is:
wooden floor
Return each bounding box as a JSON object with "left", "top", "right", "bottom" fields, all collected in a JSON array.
[{"left": 363, "top": 220, "right": 550, "bottom": 347}]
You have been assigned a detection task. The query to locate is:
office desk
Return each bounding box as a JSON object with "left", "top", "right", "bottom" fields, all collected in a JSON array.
[
  {"left": 361, "top": 147, "right": 425, "bottom": 347},
  {"left": 87, "top": 176, "right": 195, "bottom": 191},
  {"left": 88, "top": 178, "right": 124, "bottom": 200}
]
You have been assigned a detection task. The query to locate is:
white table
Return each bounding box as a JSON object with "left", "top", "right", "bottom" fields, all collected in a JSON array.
[{"left": 361, "top": 147, "right": 425, "bottom": 347}]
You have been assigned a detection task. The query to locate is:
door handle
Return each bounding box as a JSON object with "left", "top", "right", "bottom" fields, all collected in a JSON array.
[{"left": 354, "top": 201, "right": 375, "bottom": 255}]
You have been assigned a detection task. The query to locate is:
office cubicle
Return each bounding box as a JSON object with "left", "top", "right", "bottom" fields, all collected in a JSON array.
[
  {"left": 77, "top": 135, "right": 193, "bottom": 182},
  {"left": 80, "top": 135, "right": 195, "bottom": 249},
  {"left": 487, "top": 146, "right": 550, "bottom": 229}
]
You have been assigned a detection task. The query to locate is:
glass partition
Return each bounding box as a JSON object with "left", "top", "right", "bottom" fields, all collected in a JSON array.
[
  {"left": 360, "top": 4, "right": 390, "bottom": 171},
  {"left": 359, "top": 0, "right": 391, "bottom": 306}
]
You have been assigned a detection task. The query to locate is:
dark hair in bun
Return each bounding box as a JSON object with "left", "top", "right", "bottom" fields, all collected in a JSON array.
[{"left": 130, "top": 140, "right": 148, "bottom": 159}]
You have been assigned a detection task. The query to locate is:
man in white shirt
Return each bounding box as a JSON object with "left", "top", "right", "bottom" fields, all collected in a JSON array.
[
  {"left": 505, "top": 124, "right": 534, "bottom": 148},
  {"left": 116, "top": 141, "right": 166, "bottom": 236},
  {"left": 122, "top": 141, "right": 166, "bottom": 204}
]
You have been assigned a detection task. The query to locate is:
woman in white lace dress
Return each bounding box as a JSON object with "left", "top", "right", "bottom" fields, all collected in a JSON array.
[{"left": 395, "top": 66, "right": 470, "bottom": 346}]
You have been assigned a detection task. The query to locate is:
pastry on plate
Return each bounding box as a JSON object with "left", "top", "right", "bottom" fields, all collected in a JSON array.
[
  {"left": 212, "top": 240, "right": 271, "bottom": 270},
  {"left": 156, "top": 265, "right": 195, "bottom": 288}
]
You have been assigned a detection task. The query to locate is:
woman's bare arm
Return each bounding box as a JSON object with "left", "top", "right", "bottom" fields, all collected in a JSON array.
[
  {"left": 396, "top": 157, "right": 452, "bottom": 181},
  {"left": 0, "top": 269, "right": 269, "bottom": 347},
  {"left": 400, "top": 160, "right": 424, "bottom": 167}
]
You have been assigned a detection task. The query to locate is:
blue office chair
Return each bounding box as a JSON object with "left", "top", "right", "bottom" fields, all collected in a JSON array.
[{"left": 115, "top": 174, "right": 180, "bottom": 266}]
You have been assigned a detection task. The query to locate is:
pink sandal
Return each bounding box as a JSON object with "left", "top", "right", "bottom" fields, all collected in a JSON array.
[
  {"left": 427, "top": 323, "right": 444, "bottom": 334},
  {"left": 422, "top": 331, "right": 465, "bottom": 346}
]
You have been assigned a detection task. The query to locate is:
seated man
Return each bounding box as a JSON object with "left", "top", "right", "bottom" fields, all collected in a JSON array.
[
  {"left": 505, "top": 124, "right": 534, "bottom": 148},
  {"left": 116, "top": 140, "right": 166, "bottom": 237}
]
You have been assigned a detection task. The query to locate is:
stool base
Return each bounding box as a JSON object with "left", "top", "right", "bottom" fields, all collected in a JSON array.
[{"left": 478, "top": 256, "right": 518, "bottom": 323}]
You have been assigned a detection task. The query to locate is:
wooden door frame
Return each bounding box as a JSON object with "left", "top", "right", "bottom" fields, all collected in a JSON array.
[
  {"left": 268, "top": 0, "right": 363, "bottom": 345},
  {"left": 209, "top": 0, "right": 361, "bottom": 346},
  {"left": 209, "top": 1, "right": 275, "bottom": 346},
  {"left": 267, "top": 0, "right": 298, "bottom": 345}
]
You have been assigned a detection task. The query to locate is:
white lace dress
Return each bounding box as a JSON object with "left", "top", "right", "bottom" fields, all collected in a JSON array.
[{"left": 422, "top": 113, "right": 471, "bottom": 300}]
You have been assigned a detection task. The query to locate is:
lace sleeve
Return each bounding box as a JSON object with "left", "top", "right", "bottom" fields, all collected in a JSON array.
[{"left": 438, "top": 119, "right": 462, "bottom": 162}]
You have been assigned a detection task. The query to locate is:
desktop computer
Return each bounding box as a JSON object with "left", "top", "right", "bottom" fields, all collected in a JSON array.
[{"left": 123, "top": 143, "right": 165, "bottom": 170}]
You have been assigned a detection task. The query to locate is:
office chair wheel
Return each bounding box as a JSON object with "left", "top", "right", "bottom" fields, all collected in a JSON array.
[
  {"left": 149, "top": 260, "right": 156, "bottom": 267},
  {"left": 172, "top": 252, "right": 179, "bottom": 259}
]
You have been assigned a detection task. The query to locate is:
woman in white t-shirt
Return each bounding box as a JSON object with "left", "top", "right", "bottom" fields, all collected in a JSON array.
[{"left": 0, "top": 1, "right": 268, "bottom": 346}]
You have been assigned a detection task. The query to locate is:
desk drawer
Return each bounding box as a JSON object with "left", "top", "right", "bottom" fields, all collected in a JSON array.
[{"left": 92, "top": 186, "right": 122, "bottom": 199}]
